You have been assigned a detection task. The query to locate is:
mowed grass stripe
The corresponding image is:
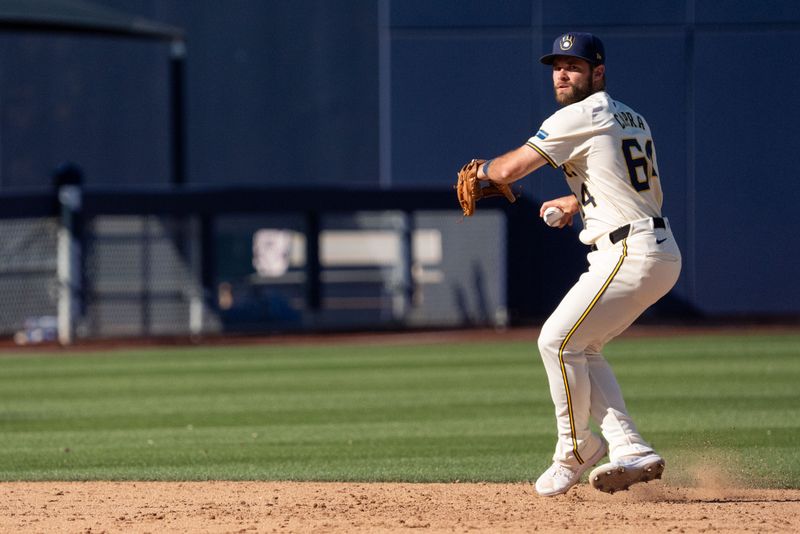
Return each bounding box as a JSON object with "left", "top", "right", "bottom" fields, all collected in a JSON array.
[{"left": 0, "top": 334, "right": 798, "bottom": 485}]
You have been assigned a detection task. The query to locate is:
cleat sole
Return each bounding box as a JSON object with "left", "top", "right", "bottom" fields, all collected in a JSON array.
[{"left": 589, "top": 456, "right": 665, "bottom": 494}]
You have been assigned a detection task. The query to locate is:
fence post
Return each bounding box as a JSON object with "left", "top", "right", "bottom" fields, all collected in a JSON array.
[
  {"left": 56, "top": 184, "right": 83, "bottom": 345},
  {"left": 393, "top": 211, "right": 414, "bottom": 321}
]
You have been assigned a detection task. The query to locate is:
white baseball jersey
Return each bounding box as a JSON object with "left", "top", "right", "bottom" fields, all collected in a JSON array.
[{"left": 526, "top": 91, "right": 663, "bottom": 245}]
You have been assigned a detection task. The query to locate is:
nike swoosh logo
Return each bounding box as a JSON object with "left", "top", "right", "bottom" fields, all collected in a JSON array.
[{"left": 656, "top": 238, "right": 668, "bottom": 244}]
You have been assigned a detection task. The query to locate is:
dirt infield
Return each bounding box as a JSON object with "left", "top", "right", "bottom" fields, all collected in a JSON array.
[{"left": 1, "top": 481, "right": 798, "bottom": 533}]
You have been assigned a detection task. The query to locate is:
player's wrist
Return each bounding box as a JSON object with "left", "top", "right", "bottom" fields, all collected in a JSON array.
[{"left": 480, "top": 159, "right": 493, "bottom": 180}]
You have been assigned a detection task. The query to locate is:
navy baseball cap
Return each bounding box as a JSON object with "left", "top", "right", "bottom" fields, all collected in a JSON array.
[{"left": 540, "top": 32, "right": 605, "bottom": 66}]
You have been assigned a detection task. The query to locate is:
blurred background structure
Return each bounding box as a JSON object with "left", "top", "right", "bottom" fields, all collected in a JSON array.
[{"left": 0, "top": 0, "right": 797, "bottom": 342}]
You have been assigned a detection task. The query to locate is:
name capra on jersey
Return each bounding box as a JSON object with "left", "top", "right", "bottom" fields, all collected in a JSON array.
[{"left": 526, "top": 91, "right": 663, "bottom": 245}]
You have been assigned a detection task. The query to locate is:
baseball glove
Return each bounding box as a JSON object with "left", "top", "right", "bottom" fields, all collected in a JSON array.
[{"left": 455, "top": 159, "right": 517, "bottom": 217}]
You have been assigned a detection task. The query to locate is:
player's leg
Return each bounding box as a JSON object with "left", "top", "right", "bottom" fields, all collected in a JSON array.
[
  {"left": 537, "top": 239, "right": 657, "bottom": 462},
  {"left": 586, "top": 235, "right": 680, "bottom": 457},
  {"left": 584, "top": 298, "right": 661, "bottom": 461},
  {"left": 585, "top": 232, "right": 681, "bottom": 492},
  {"left": 534, "top": 250, "right": 629, "bottom": 495},
  {"left": 535, "top": 233, "right": 679, "bottom": 496},
  {"left": 586, "top": 349, "right": 652, "bottom": 457}
]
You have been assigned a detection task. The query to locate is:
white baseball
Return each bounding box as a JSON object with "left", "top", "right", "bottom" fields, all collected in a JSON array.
[{"left": 543, "top": 206, "right": 564, "bottom": 227}]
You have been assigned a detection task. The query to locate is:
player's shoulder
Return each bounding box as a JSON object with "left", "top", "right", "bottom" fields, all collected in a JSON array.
[{"left": 586, "top": 91, "right": 618, "bottom": 115}]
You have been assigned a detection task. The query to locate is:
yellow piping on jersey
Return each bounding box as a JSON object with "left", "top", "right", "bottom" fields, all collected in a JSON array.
[
  {"left": 558, "top": 239, "right": 628, "bottom": 464},
  {"left": 526, "top": 142, "right": 557, "bottom": 168}
]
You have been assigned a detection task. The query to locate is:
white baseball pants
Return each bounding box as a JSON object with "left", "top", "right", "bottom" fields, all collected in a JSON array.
[{"left": 537, "top": 218, "right": 681, "bottom": 466}]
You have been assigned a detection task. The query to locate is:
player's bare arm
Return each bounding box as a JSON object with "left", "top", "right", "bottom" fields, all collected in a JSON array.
[
  {"left": 477, "top": 145, "right": 549, "bottom": 184},
  {"left": 540, "top": 195, "right": 579, "bottom": 228}
]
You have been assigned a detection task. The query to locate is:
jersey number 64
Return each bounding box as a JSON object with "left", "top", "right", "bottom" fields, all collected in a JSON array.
[{"left": 621, "top": 138, "right": 658, "bottom": 192}]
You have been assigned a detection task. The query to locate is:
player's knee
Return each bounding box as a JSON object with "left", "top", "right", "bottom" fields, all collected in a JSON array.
[{"left": 537, "top": 326, "right": 561, "bottom": 361}]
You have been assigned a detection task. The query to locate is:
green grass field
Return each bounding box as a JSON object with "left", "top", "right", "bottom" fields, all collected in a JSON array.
[{"left": 0, "top": 333, "right": 798, "bottom": 486}]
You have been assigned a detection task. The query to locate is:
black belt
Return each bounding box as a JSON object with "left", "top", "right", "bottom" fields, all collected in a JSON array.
[{"left": 591, "top": 217, "right": 665, "bottom": 251}]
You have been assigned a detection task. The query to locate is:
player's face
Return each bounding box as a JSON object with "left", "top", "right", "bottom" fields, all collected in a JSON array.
[{"left": 552, "top": 57, "right": 600, "bottom": 106}]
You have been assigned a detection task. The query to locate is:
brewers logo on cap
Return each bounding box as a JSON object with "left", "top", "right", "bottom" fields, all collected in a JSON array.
[{"left": 540, "top": 32, "right": 606, "bottom": 66}]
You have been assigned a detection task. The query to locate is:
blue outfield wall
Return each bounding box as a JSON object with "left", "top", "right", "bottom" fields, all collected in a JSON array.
[{"left": 0, "top": 0, "right": 798, "bottom": 318}]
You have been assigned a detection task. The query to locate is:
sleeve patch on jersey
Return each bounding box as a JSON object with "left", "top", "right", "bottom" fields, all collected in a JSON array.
[{"left": 536, "top": 129, "right": 549, "bottom": 140}]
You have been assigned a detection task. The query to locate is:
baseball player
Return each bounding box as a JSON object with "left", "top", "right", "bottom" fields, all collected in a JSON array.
[{"left": 473, "top": 32, "right": 681, "bottom": 495}]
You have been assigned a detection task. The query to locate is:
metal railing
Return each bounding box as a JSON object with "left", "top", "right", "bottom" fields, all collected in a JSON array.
[{"left": 1, "top": 184, "right": 524, "bottom": 344}]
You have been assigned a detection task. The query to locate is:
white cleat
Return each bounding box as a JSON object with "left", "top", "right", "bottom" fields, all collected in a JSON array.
[
  {"left": 589, "top": 453, "right": 665, "bottom": 494},
  {"left": 535, "top": 442, "right": 608, "bottom": 497}
]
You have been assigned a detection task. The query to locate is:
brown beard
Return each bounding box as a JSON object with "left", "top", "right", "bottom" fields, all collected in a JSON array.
[{"left": 554, "top": 70, "right": 596, "bottom": 106}]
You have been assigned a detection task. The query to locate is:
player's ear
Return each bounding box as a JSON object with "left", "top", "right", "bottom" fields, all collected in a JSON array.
[{"left": 593, "top": 64, "right": 605, "bottom": 82}]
